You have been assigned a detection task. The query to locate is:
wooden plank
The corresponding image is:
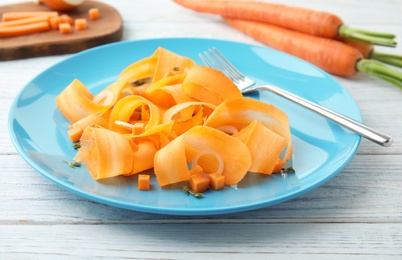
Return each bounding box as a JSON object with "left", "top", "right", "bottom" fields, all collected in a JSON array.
[
  {"left": 1, "top": 224, "right": 401, "bottom": 258},
  {"left": 0, "top": 1, "right": 123, "bottom": 60}
]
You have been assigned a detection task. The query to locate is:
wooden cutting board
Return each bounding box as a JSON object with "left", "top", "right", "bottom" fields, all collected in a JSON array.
[{"left": 0, "top": 1, "right": 123, "bottom": 61}]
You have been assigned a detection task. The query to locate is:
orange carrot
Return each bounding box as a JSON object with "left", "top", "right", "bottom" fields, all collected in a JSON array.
[
  {"left": 339, "top": 38, "right": 402, "bottom": 69},
  {"left": 75, "top": 18, "right": 87, "bottom": 31},
  {"left": 49, "top": 16, "right": 62, "bottom": 29},
  {"left": 40, "top": 0, "right": 85, "bottom": 11},
  {"left": 209, "top": 173, "right": 225, "bottom": 191},
  {"left": 189, "top": 171, "right": 210, "bottom": 193},
  {"left": 59, "top": 22, "right": 72, "bottom": 34},
  {"left": 0, "top": 21, "right": 50, "bottom": 38},
  {"left": 138, "top": 174, "right": 151, "bottom": 190},
  {"left": 1, "top": 11, "right": 58, "bottom": 22},
  {"left": 89, "top": 8, "right": 100, "bottom": 20},
  {"left": 74, "top": 127, "right": 134, "bottom": 180},
  {"left": 225, "top": 18, "right": 361, "bottom": 76},
  {"left": 224, "top": 18, "right": 402, "bottom": 86},
  {"left": 189, "top": 165, "right": 204, "bottom": 176},
  {"left": 60, "top": 14, "right": 73, "bottom": 25},
  {"left": 338, "top": 38, "right": 373, "bottom": 59},
  {"left": 173, "top": 0, "right": 396, "bottom": 46},
  {"left": 0, "top": 15, "right": 49, "bottom": 27}
]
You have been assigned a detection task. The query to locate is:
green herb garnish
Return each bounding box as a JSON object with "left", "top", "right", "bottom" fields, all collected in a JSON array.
[
  {"left": 182, "top": 186, "right": 204, "bottom": 198},
  {"left": 63, "top": 160, "right": 81, "bottom": 168}
]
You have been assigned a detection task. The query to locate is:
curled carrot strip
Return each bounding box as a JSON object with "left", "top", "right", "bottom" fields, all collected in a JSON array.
[
  {"left": 163, "top": 101, "right": 216, "bottom": 136},
  {"left": 56, "top": 79, "right": 127, "bottom": 123},
  {"left": 108, "top": 95, "right": 162, "bottom": 135},
  {"left": 154, "top": 125, "right": 252, "bottom": 186},
  {"left": 182, "top": 66, "right": 243, "bottom": 105},
  {"left": 205, "top": 97, "right": 293, "bottom": 170},
  {"left": 56, "top": 47, "right": 293, "bottom": 190},
  {"left": 74, "top": 127, "right": 134, "bottom": 180},
  {"left": 144, "top": 73, "right": 191, "bottom": 109},
  {"left": 67, "top": 112, "right": 110, "bottom": 142},
  {"left": 233, "top": 120, "right": 288, "bottom": 174}
]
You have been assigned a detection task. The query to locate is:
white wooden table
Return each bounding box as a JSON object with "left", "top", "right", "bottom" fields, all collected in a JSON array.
[{"left": 1, "top": 0, "right": 402, "bottom": 258}]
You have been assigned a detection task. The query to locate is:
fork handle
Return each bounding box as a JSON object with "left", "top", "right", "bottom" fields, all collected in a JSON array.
[{"left": 246, "top": 85, "right": 393, "bottom": 147}]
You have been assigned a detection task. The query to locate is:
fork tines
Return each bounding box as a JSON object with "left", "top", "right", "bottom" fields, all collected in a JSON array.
[{"left": 199, "top": 48, "right": 246, "bottom": 82}]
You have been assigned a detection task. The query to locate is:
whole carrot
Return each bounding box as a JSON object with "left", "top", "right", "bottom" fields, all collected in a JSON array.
[
  {"left": 224, "top": 18, "right": 402, "bottom": 87},
  {"left": 174, "top": 0, "right": 396, "bottom": 47}
]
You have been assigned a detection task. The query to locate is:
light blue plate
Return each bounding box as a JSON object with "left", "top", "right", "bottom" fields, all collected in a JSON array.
[{"left": 8, "top": 38, "right": 361, "bottom": 215}]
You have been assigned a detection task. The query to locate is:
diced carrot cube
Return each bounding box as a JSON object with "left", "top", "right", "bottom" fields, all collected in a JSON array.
[
  {"left": 189, "top": 172, "right": 210, "bottom": 193},
  {"left": 74, "top": 18, "right": 87, "bottom": 31},
  {"left": 59, "top": 22, "right": 72, "bottom": 34},
  {"left": 189, "top": 165, "right": 203, "bottom": 176},
  {"left": 49, "top": 16, "right": 62, "bottom": 30},
  {"left": 209, "top": 172, "right": 225, "bottom": 190},
  {"left": 88, "top": 8, "right": 99, "bottom": 20},
  {"left": 138, "top": 174, "right": 150, "bottom": 190},
  {"left": 60, "top": 14, "right": 73, "bottom": 25}
]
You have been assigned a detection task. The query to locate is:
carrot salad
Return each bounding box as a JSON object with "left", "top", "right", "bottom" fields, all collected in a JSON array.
[{"left": 56, "top": 47, "right": 293, "bottom": 193}]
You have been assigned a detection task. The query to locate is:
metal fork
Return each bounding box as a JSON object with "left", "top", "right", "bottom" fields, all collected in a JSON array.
[{"left": 199, "top": 47, "right": 392, "bottom": 147}]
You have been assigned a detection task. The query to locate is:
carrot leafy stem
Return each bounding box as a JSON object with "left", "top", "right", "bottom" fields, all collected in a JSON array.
[
  {"left": 357, "top": 59, "right": 402, "bottom": 89},
  {"left": 339, "top": 25, "right": 396, "bottom": 47},
  {"left": 182, "top": 185, "right": 204, "bottom": 198},
  {"left": 370, "top": 52, "right": 402, "bottom": 68},
  {"left": 73, "top": 143, "right": 81, "bottom": 149},
  {"left": 63, "top": 160, "right": 81, "bottom": 168}
]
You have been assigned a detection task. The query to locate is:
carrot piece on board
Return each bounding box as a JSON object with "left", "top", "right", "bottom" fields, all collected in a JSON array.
[
  {"left": 138, "top": 174, "right": 151, "bottom": 190},
  {"left": 209, "top": 173, "right": 225, "bottom": 191},
  {"left": 59, "top": 22, "right": 72, "bottom": 34},
  {"left": 173, "top": 0, "right": 396, "bottom": 46},
  {"left": 0, "top": 21, "right": 50, "bottom": 38},
  {"left": 0, "top": 15, "right": 48, "bottom": 27},
  {"left": 40, "top": 0, "right": 85, "bottom": 12},
  {"left": 189, "top": 172, "right": 210, "bottom": 193},
  {"left": 49, "top": 16, "right": 62, "bottom": 30},
  {"left": 89, "top": 8, "right": 100, "bottom": 20},
  {"left": 75, "top": 18, "right": 87, "bottom": 31},
  {"left": 60, "top": 14, "right": 73, "bottom": 25},
  {"left": 1, "top": 11, "right": 59, "bottom": 22}
]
